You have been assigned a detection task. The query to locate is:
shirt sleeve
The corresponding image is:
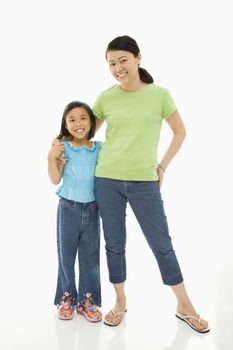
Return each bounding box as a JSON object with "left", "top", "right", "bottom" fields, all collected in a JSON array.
[
  {"left": 162, "top": 89, "right": 177, "bottom": 119},
  {"left": 93, "top": 93, "right": 105, "bottom": 121}
]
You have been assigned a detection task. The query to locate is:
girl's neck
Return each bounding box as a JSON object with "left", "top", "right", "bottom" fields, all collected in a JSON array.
[{"left": 69, "top": 138, "right": 93, "bottom": 148}]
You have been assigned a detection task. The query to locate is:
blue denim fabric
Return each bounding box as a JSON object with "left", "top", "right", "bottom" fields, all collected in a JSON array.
[
  {"left": 94, "top": 177, "right": 183, "bottom": 286},
  {"left": 54, "top": 197, "right": 101, "bottom": 306}
]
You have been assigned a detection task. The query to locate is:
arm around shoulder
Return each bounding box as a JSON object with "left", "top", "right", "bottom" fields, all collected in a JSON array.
[{"left": 95, "top": 117, "right": 104, "bottom": 133}]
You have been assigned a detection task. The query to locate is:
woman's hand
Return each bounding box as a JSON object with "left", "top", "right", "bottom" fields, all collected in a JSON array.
[
  {"left": 157, "top": 111, "right": 186, "bottom": 188},
  {"left": 157, "top": 164, "right": 165, "bottom": 188}
]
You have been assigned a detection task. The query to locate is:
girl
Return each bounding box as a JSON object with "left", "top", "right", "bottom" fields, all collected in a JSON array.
[
  {"left": 48, "top": 101, "right": 102, "bottom": 322},
  {"left": 93, "top": 35, "right": 209, "bottom": 332}
]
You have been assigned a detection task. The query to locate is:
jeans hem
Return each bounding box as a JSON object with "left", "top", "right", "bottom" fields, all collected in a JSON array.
[
  {"left": 162, "top": 273, "right": 183, "bottom": 286},
  {"left": 109, "top": 274, "right": 126, "bottom": 284}
]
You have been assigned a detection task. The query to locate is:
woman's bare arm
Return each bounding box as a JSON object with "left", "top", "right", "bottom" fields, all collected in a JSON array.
[{"left": 157, "top": 111, "right": 186, "bottom": 186}]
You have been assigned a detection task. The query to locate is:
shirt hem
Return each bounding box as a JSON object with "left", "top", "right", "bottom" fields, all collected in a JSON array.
[{"left": 95, "top": 172, "right": 158, "bottom": 181}]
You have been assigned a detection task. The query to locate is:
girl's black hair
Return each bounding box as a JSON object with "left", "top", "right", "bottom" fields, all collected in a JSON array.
[
  {"left": 106, "top": 35, "right": 154, "bottom": 84},
  {"left": 57, "top": 101, "right": 96, "bottom": 140}
]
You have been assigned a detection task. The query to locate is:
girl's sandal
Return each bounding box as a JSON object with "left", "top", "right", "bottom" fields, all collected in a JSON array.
[
  {"left": 57, "top": 292, "right": 76, "bottom": 320},
  {"left": 77, "top": 293, "right": 102, "bottom": 323}
]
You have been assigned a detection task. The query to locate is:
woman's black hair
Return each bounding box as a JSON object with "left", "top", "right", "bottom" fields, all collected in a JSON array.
[
  {"left": 106, "top": 35, "right": 154, "bottom": 84},
  {"left": 57, "top": 101, "right": 96, "bottom": 140}
]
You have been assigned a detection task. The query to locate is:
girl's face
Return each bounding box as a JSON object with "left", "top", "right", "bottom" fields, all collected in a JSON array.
[
  {"left": 106, "top": 50, "right": 141, "bottom": 85},
  {"left": 65, "top": 107, "right": 91, "bottom": 141}
]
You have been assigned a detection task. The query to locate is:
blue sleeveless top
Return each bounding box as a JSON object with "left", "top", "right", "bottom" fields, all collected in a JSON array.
[{"left": 56, "top": 140, "right": 102, "bottom": 203}]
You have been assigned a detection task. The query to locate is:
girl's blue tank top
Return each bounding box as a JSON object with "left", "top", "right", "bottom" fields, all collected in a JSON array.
[{"left": 56, "top": 140, "right": 102, "bottom": 203}]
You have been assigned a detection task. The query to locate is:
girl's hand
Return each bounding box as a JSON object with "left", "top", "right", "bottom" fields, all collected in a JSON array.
[
  {"left": 52, "top": 138, "right": 61, "bottom": 147},
  {"left": 47, "top": 140, "right": 65, "bottom": 185},
  {"left": 157, "top": 165, "right": 165, "bottom": 188},
  {"left": 51, "top": 138, "right": 68, "bottom": 164},
  {"left": 48, "top": 142, "right": 65, "bottom": 160}
]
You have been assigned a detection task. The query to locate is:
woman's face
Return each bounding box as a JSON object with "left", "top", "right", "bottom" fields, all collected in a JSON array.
[{"left": 106, "top": 50, "right": 141, "bottom": 85}]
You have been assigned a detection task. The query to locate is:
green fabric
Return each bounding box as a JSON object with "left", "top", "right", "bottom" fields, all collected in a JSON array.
[{"left": 93, "top": 84, "right": 177, "bottom": 181}]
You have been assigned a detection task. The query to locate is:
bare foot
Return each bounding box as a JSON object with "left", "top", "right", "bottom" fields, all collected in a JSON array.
[
  {"left": 104, "top": 298, "right": 126, "bottom": 326},
  {"left": 84, "top": 299, "right": 102, "bottom": 321},
  {"left": 58, "top": 295, "right": 75, "bottom": 320},
  {"left": 177, "top": 302, "right": 209, "bottom": 331}
]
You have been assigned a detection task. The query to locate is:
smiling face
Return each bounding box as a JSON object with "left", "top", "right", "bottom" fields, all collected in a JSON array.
[
  {"left": 106, "top": 50, "right": 141, "bottom": 88},
  {"left": 65, "top": 107, "right": 91, "bottom": 141}
]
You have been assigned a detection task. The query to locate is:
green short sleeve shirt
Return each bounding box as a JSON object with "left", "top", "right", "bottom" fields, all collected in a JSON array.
[{"left": 93, "top": 84, "right": 177, "bottom": 181}]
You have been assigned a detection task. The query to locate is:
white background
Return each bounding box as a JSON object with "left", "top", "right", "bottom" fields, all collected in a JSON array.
[{"left": 0, "top": 1, "right": 232, "bottom": 349}]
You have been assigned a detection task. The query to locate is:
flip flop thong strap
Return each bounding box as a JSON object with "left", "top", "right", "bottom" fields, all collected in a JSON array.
[
  {"left": 182, "top": 314, "right": 201, "bottom": 323},
  {"left": 110, "top": 310, "right": 116, "bottom": 317},
  {"left": 110, "top": 310, "right": 125, "bottom": 317}
]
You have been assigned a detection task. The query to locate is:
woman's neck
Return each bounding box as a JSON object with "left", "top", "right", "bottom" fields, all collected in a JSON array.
[{"left": 120, "top": 77, "right": 146, "bottom": 92}]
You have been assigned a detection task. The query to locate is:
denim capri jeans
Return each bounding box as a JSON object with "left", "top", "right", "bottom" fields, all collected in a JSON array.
[{"left": 94, "top": 177, "right": 183, "bottom": 286}]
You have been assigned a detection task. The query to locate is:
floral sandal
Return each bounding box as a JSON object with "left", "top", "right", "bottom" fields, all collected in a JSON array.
[
  {"left": 77, "top": 293, "right": 102, "bottom": 323},
  {"left": 57, "top": 292, "right": 76, "bottom": 320}
]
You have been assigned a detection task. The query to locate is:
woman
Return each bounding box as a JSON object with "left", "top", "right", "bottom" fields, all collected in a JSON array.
[{"left": 93, "top": 35, "right": 209, "bottom": 332}]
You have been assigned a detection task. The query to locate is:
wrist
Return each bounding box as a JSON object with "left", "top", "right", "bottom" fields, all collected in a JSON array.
[{"left": 158, "top": 163, "right": 166, "bottom": 173}]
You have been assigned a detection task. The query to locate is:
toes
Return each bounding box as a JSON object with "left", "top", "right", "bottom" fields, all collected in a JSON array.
[
  {"left": 201, "top": 320, "right": 208, "bottom": 329},
  {"left": 93, "top": 313, "right": 101, "bottom": 320},
  {"left": 191, "top": 319, "right": 208, "bottom": 331},
  {"left": 105, "top": 314, "right": 112, "bottom": 322},
  {"left": 106, "top": 314, "right": 119, "bottom": 325},
  {"left": 60, "top": 309, "right": 72, "bottom": 318},
  {"left": 105, "top": 313, "right": 114, "bottom": 323},
  {"left": 96, "top": 312, "right": 102, "bottom": 320}
]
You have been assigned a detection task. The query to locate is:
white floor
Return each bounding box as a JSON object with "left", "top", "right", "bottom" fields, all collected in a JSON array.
[
  {"left": 0, "top": 271, "right": 232, "bottom": 350},
  {"left": 1, "top": 199, "right": 232, "bottom": 350}
]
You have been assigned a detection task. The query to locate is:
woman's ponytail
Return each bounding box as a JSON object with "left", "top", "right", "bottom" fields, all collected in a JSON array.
[{"left": 138, "top": 67, "right": 154, "bottom": 84}]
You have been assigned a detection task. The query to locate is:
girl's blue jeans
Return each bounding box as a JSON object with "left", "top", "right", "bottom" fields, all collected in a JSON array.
[
  {"left": 54, "top": 197, "right": 101, "bottom": 306},
  {"left": 94, "top": 177, "right": 183, "bottom": 286}
]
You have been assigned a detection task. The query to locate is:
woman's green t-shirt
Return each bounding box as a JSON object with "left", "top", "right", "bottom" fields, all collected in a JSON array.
[{"left": 93, "top": 84, "right": 177, "bottom": 181}]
